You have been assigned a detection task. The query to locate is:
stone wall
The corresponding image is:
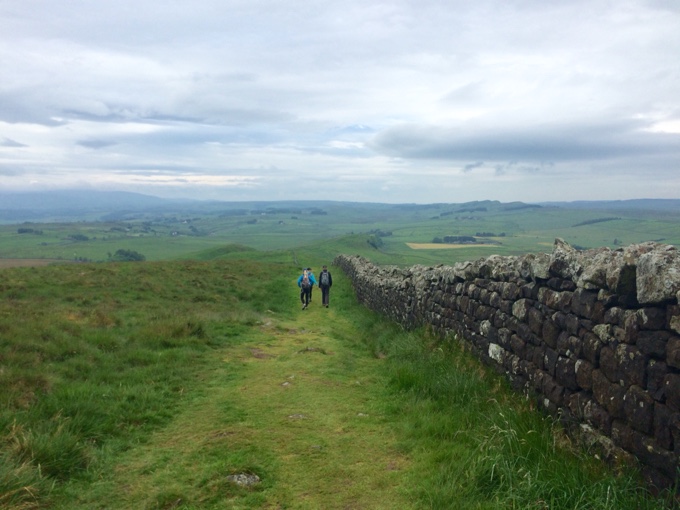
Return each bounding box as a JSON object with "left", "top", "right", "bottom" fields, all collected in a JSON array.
[{"left": 334, "top": 239, "right": 680, "bottom": 490}]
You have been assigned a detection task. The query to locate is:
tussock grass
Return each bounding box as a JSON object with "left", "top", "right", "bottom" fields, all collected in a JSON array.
[
  {"left": 0, "top": 259, "right": 292, "bottom": 508},
  {"left": 0, "top": 257, "right": 674, "bottom": 509},
  {"left": 356, "top": 318, "right": 675, "bottom": 509}
]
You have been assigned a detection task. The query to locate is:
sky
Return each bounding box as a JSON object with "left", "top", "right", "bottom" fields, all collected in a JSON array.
[{"left": 1, "top": 0, "right": 679, "bottom": 204}]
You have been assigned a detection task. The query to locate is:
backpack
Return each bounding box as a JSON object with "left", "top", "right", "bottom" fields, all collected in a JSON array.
[
  {"left": 320, "top": 271, "right": 329, "bottom": 287},
  {"left": 301, "top": 274, "right": 311, "bottom": 290}
]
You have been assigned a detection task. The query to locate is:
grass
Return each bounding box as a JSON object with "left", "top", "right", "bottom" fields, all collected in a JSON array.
[
  {"left": 0, "top": 256, "right": 676, "bottom": 509},
  {"left": 362, "top": 325, "right": 674, "bottom": 509},
  {"left": 2, "top": 200, "right": 680, "bottom": 267},
  {"left": 0, "top": 259, "right": 287, "bottom": 508}
]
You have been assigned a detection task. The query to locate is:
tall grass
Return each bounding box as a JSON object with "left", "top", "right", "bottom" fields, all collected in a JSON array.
[
  {"left": 1, "top": 256, "right": 675, "bottom": 509},
  {"left": 345, "top": 298, "right": 675, "bottom": 509},
  {"left": 0, "top": 258, "right": 294, "bottom": 508}
]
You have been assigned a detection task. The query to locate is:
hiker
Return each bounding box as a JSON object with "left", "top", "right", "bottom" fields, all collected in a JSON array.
[
  {"left": 306, "top": 267, "right": 316, "bottom": 302},
  {"left": 318, "top": 265, "right": 333, "bottom": 308},
  {"left": 297, "top": 268, "right": 317, "bottom": 309}
]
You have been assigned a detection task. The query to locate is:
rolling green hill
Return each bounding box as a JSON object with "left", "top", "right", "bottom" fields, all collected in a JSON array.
[
  {"left": 2, "top": 199, "right": 679, "bottom": 268},
  {"left": 1, "top": 197, "right": 679, "bottom": 507},
  {"left": 0, "top": 253, "right": 674, "bottom": 509}
]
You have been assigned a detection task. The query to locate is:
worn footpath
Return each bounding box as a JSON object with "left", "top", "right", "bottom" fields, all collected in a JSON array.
[{"left": 58, "top": 294, "right": 414, "bottom": 509}]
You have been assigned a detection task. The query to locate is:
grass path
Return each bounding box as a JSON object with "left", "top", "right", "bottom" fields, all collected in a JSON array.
[{"left": 57, "top": 293, "right": 414, "bottom": 509}]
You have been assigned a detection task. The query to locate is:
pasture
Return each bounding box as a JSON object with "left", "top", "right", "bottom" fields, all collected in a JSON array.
[
  {"left": 1, "top": 255, "right": 673, "bottom": 509},
  {"left": 2, "top": 200, "right": 680, "bottom": 267},
  {"left": 0, "top": 258, "right": 69, "bottom": 268},
  {"left": 2, "top": 199, "right": 679, "bottom": 508}
]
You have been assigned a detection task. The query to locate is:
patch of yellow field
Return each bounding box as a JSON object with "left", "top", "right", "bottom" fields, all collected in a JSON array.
[{"left": 406, "top": 243, "right": 497, "bottom": 250}]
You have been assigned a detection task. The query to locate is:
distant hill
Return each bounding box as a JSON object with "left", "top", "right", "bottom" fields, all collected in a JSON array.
[
  {"left": 538, "top": 199, "right": 680, "bottom": 212},
  {"left": 0, "top": 190, "right": 193, "bottom": 222},
  {"left": 1, "top": 189, "right": 678, "bottom": 224},
  {"left": 0, "top": 190, "right": 171, "bottom": 211}
]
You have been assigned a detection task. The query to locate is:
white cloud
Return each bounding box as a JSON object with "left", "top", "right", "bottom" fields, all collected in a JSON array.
[{"left": 0, "top": 0, "right": 678, "bottom": 202}]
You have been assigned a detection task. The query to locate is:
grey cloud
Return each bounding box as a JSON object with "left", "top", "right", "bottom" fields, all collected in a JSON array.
[
  {"left": 0, "top": 165, "right": 22, "bottom": 176},
  {"left": 1, "top": 0, "right": 679, "bottom": 202},
  {"left": 325, "top": 124, "right": 376, "bottom": 136},
  {"left": 0, "top": 137, "right": 27, "bottom": 147},
  {"left": 370, "top": 120, "right": 680, "bottom": 163},
  {"left": 649, "top": 0, "right": 680, "bottom": 13},
  {"left": 441, "top": 83, "right": 485, "bottom": 105},
  {"left": 141, "top": 126, "right": 284, "bottom": 148},
  {"left": 0, "top": 93, "right": 67, "bottom": 126},
  {"left": 77, "top": 140, "right": 117, "bottom": 149},
  {"left": 463, "top": 161, "right": 484, "bottom": 172},
  {"left": 108, "top": 164, "right": 224, "bottom": 176},
  {"left": 494, "top": 161, "right": 548, "bottom": 176},
  {"left": 62, "top": 106, "right": 293, "bottom": 128}
]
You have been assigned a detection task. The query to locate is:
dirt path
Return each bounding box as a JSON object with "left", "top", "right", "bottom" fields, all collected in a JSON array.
[{"left": 66, "top": 298, "right": 414, "bottom": 509}]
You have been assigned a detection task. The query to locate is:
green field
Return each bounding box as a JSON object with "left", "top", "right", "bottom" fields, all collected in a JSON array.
[
  {"left": 2, "top": 200, "right": 680, "bottom": 267},
  {"left": 1, "top": 199, "right": 679, "bottom": 508},
  {"left": 1, "top": 255, "right": 674, "bottom": 509}
]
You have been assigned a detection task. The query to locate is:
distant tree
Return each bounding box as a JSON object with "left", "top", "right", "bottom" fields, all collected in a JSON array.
[
  {"left": 369, "top": 229, "right": 393, "bottom": 237},
  {"left": 367, "top": 235, "right": 383, "bottom": 249},
  {"left": 572, "top": 217, "right": 620, "bottom": 227},
  {"left": 69, "top": 234, "right": 89, "bottom": 241},
  {"left": 110, "top": 249, "right": 146, "bottom": 262},
  {"left": 443, "top": 235, "right": 476, "bottom": 244}
]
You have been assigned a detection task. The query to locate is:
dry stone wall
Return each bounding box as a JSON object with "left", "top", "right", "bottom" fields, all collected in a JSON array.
[{"left": 334, "top": 239, "right": 680, "bottom": 490}]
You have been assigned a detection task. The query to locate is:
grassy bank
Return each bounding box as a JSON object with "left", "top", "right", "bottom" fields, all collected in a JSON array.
[{"left": 0, "top": 258, "right": 673, "bottom": 508}]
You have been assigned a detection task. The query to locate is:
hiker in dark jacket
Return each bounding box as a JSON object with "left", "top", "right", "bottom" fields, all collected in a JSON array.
[
  {"left": 318, "top": 265, "right": 333, "bottom": 308},
  {"left": 297, "top": 269, "right": 317, "bottom": 309}
]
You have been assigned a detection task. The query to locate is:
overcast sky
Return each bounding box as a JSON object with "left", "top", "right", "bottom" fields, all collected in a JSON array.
[{"left": 1, "top": 0, "right": 679, "bottom": 203}]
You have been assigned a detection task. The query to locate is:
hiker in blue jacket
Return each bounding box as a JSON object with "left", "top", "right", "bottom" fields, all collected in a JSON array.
[{"left": 297, "top": 268, "right": 317, "bottom": 309}]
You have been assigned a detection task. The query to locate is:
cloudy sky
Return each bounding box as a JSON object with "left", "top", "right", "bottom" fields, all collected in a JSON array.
[{"left": 1, "top": 0, "right": 679, "bottom": 203}]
